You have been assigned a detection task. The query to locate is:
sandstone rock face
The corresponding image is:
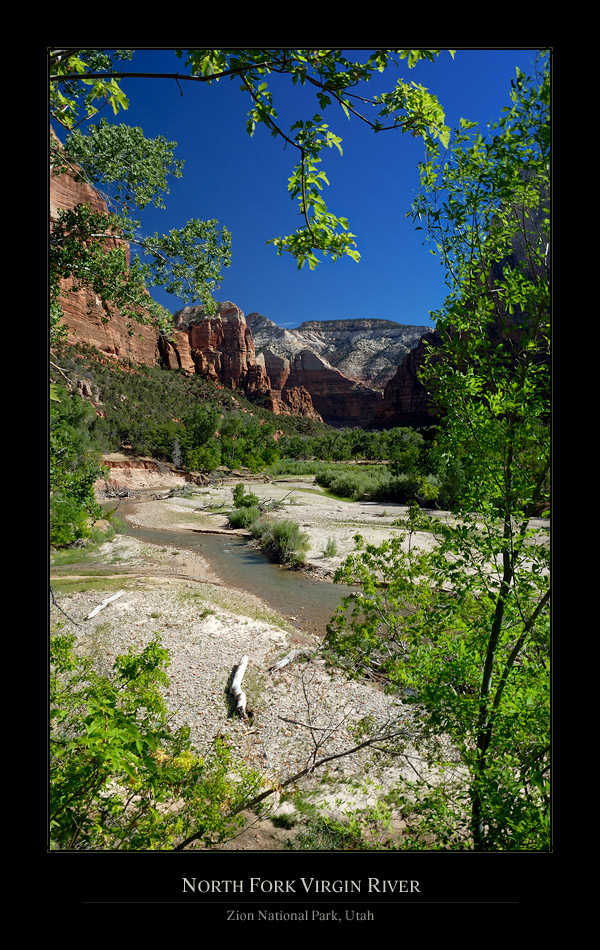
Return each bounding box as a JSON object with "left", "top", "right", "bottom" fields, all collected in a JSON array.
[
  {"left": 254, "top": 345, "right": 379, "bottom": 426},
  {"left": 246, "top": 312, "right": 439, "bottom": 427},
  {"left": 99, "top": 455, "right": 200, "bottom": 490},
  {"left": 156, "top": 331, "right": 196, "bottom": 373},
  {"left": 247, "top": 313, "right": 430, "bottom": 389},
  {"left": 57, "top": 282, "right": 164, "bottom": 366},
  {"left": 172, "top": 302, "right": 275, "bottom": 402},
  {"left": 50, "top": 138, "right": 435, "bottom": 428},
  {"left": 368, "top": 330, "right": 441, "bottom": 429},
  {"left": 284, "top": 349, "right": 382, "bottom": 428},
  {"left": 51, "top": 134, "right": 166, "bottom": 367},
  {"left": 52, "top": 175, "right": 166, "bottom": 366},
  {"left": 280, "top": 385, "right": 320, "bottom": 418}
]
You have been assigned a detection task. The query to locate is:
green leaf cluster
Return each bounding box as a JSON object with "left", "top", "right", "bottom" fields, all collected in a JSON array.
[
  {"left": 62, "top": 119, "right": 185, "bottom": 212},
  {"left": 50, "top": 629, "right": 265, "bottom": 850},
  {"left": 49, "top": 383, "right": 105, "bottom": 547},
  {"left": 176, "top": 48, "right": 453, "bottom": 268},
  {"left": 49, "top": 49, "right": 133, "bottom": 130},
  {"left": 49, "top": 48, "right": 455, "bottom": 283}
]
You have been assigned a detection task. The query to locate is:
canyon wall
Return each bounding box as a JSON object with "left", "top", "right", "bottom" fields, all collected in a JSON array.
[
  {"left": 247, "top": 312, "right": 430, "bottom": 389},
  {"left": 50, "top": 150, "right": 321, "bottom": 420},
  {"left": 368, "top": 330, "right": 441, "bottom": 429},
  {"left": 258, "top": 347, "right": 382, "bottom": 428},
  {"left": 50, "top": 138, "right": 436, "bottom": 429},
  {"left": 247, "top": 312, "right": 435, "bottom": 427},
  {"left": 171, "top": 304, "right": 322, "bottom": 420}
]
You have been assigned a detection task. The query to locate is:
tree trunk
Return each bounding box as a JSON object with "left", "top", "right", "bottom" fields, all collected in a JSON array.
[{"left": 230, "top": 655, "right": 249, "bottom": 719}]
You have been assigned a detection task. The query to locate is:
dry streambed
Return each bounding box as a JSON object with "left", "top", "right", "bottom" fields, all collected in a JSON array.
[
  {"left": 52, "top": 535, "right": 428, "bottom": 850},
  {"left": 51, "top": 469, "right": 548, "bottom": 848},
  {"left": 51, "top": 471, "right": 454, "bottom": 849},
  {"left": 131, "top": 475, "right": 445, "bottom": 579}
]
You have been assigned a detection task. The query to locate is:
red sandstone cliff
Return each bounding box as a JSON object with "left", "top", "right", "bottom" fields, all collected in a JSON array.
[
  {"left": 49, "top": 143, "right": 321, "bottom": 420},
  {"left": 172, "top": 305, "right": 322, "bottom": 419},
  {"left": 283, "top": 350, "right": 382, "bottom": 428},
  {"left": 51, "top": 132, "right": 173, "bottom": 366},
  {"left": 368, "top": 331, "right": 441, "bottom": 429},
  {"left": 51, "top": 134, "right": 437, "bottom": 429}
]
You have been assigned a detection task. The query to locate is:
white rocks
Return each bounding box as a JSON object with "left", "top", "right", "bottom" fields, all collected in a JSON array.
[{"left": 52, "top": 581, "right": 417, "bottom": 809}]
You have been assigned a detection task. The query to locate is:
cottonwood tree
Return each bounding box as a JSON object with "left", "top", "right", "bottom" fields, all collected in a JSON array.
[{"left": 326, "top": 53, "right": 550, "bottom": 850}]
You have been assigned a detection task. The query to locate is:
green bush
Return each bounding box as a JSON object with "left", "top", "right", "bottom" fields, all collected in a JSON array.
[
  {"left": 228, "top": 505, "right": 261, "bottom": 529},
  {"left": 186, "top": 444, "right": 221, "bottom": 472},
  {"left": 50, "top": 498, "right": 93, "bottom": 548},
  {"left": 256, "top": 516, "right": 310, "bottom": 567},
  {"left": 232, "top": 484, "right": 260, "bottom": 509},
  {"left": 315, "top": 465, "right": 387, "bottom": 501},
  {"left": 50, "top": 385, "right": 104, "bottom": 548},
  {"left": 370, "top": 473, "right": 421, "bottom": 504}
]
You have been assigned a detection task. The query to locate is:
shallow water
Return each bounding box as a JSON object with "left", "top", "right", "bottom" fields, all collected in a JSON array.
[{"left": 120, "top": 511, "right": 355, "bottom": 639}]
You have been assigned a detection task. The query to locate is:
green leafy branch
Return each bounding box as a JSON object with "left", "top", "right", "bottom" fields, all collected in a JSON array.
[
  {"left": 50, "top": 631, "right": 266, "bottom": 850},
  {"left": 50, "top": 48, "right": 455, "bottom": 270}
]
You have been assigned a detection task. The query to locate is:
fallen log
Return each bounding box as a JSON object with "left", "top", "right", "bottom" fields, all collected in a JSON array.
[
  {"left": 85, "top": 590, "right": 125, "bottom": 620},
  {"left": 230, "top": 655, "right": 249, "bottom": 719}
]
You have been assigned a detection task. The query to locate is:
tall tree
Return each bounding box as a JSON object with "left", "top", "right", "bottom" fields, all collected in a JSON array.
[{"left": 326, "top": 53, "right": 550, "bottom": 850}]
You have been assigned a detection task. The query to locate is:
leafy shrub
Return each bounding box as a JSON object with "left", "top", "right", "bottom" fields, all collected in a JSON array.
[
  {"left": 50, "top": 498, "right": 94, "bottom": 548},
  {"left": 370, "top": 473, "right": 421, "bottom": 503},
  {"left": 255, "top": 516, "right": 310, "bottom": 567},
  {"left": 417, "top": 474, "right": 440, "bottom": 505},
  {"left": 228, "top": 505, "right": 261, "bottom": 529},
  {"left": 50, "top": 385, "right": 104, "bottom": 547},
  {"left": 186, "top": 444, "right": 221, "bottom": 472},
  {"left": 315, "top": 465, "right": 387, "bottom": 501},
  {"left": 232, "top": 484, "right": 260, "bottom": 509},
  {"left": 323, "top": 537, "right": 338, "bottom": 558}
]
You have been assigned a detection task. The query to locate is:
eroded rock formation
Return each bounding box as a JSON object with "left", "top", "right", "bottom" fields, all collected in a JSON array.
[
  {"left": 283, "top": 349, "right": 382, "bottom": 428},
  {"left": 173, "top": 303, "right": 269, "bottom": 393},
  {"left": 246, "top": 311, "right": 437, "bottom": 427},
  {"left": 368, "top": 331, "right": 441, "bottom": 429},
  {"left": 50, "top": 137, "right": 438, "bottom": 428},
  {"left": 247, "top": 313, "right": 430, "bottom": 389}
]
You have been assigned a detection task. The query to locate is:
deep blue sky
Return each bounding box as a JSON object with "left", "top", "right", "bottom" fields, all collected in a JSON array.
[{"left": 62, "top": 48, "right": 544, "bottom": 330}]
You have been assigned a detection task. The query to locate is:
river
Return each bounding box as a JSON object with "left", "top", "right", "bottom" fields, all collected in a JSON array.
[{"left": 120, "top": 503, "right": 355, "bottom": 639}]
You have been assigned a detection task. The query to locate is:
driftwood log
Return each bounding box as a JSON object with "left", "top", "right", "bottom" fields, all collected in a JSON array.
[
  {"left": 230, "top": 655, "right": 249, "bottom": 719},
  {"left": 101, "top": 484, "right": 140, "bottom": 499},
  {"left": 85, "top": 590, "right": 125, "bottom": 620},
  {"left": 267, "top": 648, "right": 315, "bottom": 672}
]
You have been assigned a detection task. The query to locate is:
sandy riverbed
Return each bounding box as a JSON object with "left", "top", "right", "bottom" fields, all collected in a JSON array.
[
  {"left": 51, "top": 471, "right": 446, "bottom": 849},
  {"left": 50, "top": 465, "right": 547, "bottom": 850},
  {"left": 127, "top": 475, "right": 447, "bottom": 581}
]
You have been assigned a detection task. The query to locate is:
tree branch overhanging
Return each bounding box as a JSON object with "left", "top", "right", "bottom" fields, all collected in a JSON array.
[{"left": 173, "top": 721, "right": 410, "bottom": 851}]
